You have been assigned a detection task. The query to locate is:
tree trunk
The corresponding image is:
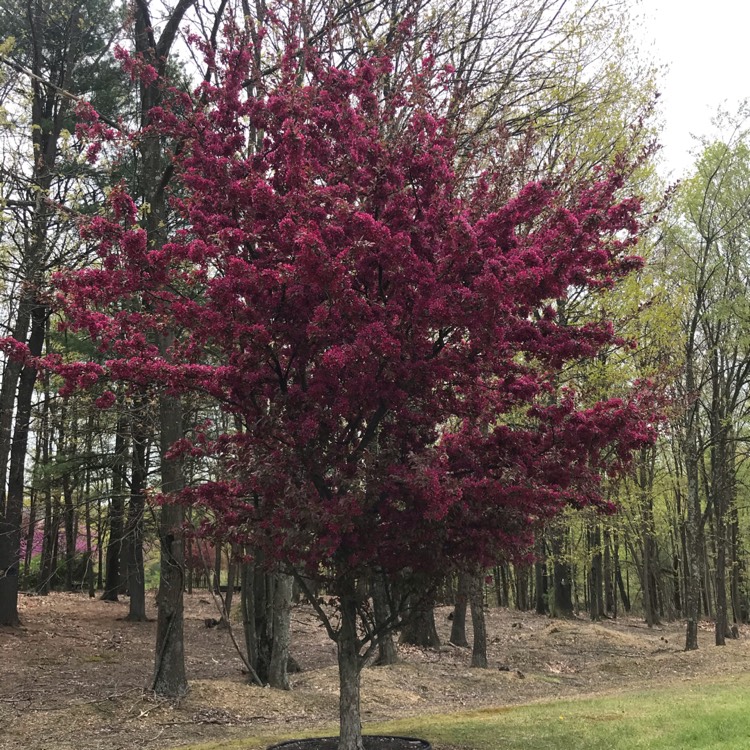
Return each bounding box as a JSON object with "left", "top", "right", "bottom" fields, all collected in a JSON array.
[
  {"left": 240, "top": 554, "right": 275, "bottom": 683},
  {"left": 134, "top": 0, "right": 197, "bottom": 694},
  {"left": 469, "top": 573, "right": 487, "bottom": 668},
  {"left": 241, "top": 558, "right": 259, "bottom": 681},
  {"left": 39, "top": 490, "right": 57, "bottom": 595},
  {"left": 223, "top": 548, "right": 237, "bottom": 621},
  {"left": 589, "top": 525, "right": 604, "bottom": 621},
  {"left": 102, "top": 415, "right": 127, "bottom": 601},
  {"left": 337, "top": 587, "right": 365, "bottom": 750},
  {"left": 96, "top": 493, "right": 103, "bottom": 590},
  {"left": 603, "top": 528, "right": 615, "bottom": 615},
  {"left": 672, "top": 548, "right": 682, "bottom": 615},
  {"left": 730, "top": 504, "right": 747, "bottom": 623},
  {"left": 399, "top": 593, "right": 440, "bottom": 649},
  {"left": 637, "top": 447, "right": 661, "bottom": 627},
  {"left": 371, "top": 573, "right": 398, "bottom": 665},
  {"left": 715, "top": 522, "right": 728, "bottom": 646},
  {"left": 0, "top": 302, "right": 46, "bottom": 625},
  {"left": 498, "top": 563, "right": 510, "bottom": 607},
  {"left": 551, "top": 524, "right": 573, "bottom": 618},
  {"left": 62, "top": 473, "right": 76, "bottom": 591},
  {"left": 268, "top": 572, "right": 293, "bottom": 689},
  {"left": 125, "top": 402, "right": 148, "bottom": 622},
  {"left": 214, "top": 542, "right": 222, "bottom": 594},
  {"left": 23, "top": 424, "right": 42, "bottom": 581},
  {"left": 701, "top": 539, "right": 712, "bottom": 618},
  {"left": 0, "top": 309, "right": 28, "bottom": 517},
  {"left": 152, "top": 392, "right": 187, "bottom": 697},
  {"left": 84, "top": 449, "right": 96, "bottom": 599},
  {"left": 515, "top": 565, "right": 529, "bottom": 610},
  {"left": 713, "top": 426, "right": 733, "bottom": 645},
  {"left": 684, "top": 430, "right": 701, "bottom": 651},
  {"left": 257, "top": 571, "right": 275, "bottom": 681},
  {"left": 61, "top": 402, "right": 79, "bottom": 592},
  {"left": 535, "top": 536, "right": 548, "bottom": 615},
  {"left": 450, "top": 572, "right": 471, "bottom": 647}
]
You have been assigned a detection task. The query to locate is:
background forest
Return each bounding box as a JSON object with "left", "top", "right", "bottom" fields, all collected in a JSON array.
[{"left": 1, "top": 0, "right": 749, "bottom": 724}]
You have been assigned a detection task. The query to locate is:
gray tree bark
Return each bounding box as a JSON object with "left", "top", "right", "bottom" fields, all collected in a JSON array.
[
  {"left": 268, "top": 572, "right": 293, "bottom": 690},
  {"left": 151, "top": 392, "right": 187, "bottom": 696},
  {"left": 450, "top": 572, "right": 471, "bottom": 647},
  {"left": 469, "top": 573, "right": 488, "bottom": 668},
  {"left": 337, "top": 583, "right": 365, "bottom": 750},
  {"left": 125, "top": 399, "right": 148, "bottom": 622},
  {"left": 399, "top": 593, "right": 440, "bottom": 649},
  {"left": 371, "top": 573, "right": 398, "bottom": 665}
]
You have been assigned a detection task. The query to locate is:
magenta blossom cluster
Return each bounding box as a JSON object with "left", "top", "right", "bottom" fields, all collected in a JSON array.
[{"left": 15, "top": 35, "right": 656, "bottom": 587}]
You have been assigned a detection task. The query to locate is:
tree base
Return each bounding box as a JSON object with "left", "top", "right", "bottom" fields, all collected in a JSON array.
[{"left": 268, "top": 737, "right": 431, "bottom": 750}]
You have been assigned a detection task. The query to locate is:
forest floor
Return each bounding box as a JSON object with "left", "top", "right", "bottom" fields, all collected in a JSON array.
[{"left": 1, "top": 592, "right": 748, "bottom": 750}]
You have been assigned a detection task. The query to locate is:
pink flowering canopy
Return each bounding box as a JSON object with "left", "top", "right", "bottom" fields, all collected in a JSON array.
[{"left": 42, "top": 36, "right": 654, "bottom": 587}]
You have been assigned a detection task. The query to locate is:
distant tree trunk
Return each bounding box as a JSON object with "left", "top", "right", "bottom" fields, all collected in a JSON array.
[
  {"left": 96, "top": 495, "right": 104, "bottom": 590},
  {"left": 186, "top": 532, "right": 194, "bottom": 594},
  {"left": 450, "top": 572, "right": 471, "bottom": 647},
  {"left": 61, "top": 403, "right": 78, "bottom": 592},
  {"left": 515, "top": 565, "right": 529, "bottom": 610},
  {"left": 214, "top": 542, "right": 222, "bottom": 594},
  {"left": 241, "top": 558, "right": 258, "bottom": 680},
  {"left": 222, "top": 547, "right": 237, "bottom": 621},
  {"left": 612, "top": 531, "right": 629, "bottom": 613},
  {"left": 39, "top": 489, "right": 56, "bottom": 595},
  {"left": 0, "top": 302, "right": 46, "bottom": 625},
  {"left": 701, "top": 540, "right": 712, "bottom": 618},
  {"left": 469, "top": 573, "right": 487, "bottom": 668},
  {"left": 102, "top": 415, "right": 127, "bottom": 601},
  {"left": 84, "top": 453, "right": 96, "bottom": 599},
  {"left": 23, "top": 426, "right": 42, "bottom": 581},
  {"left": 400, "top": 593, "right": 440, "bottom": 649},
  {"left": 34, "top": 374, "right": 53, "bottom": 592},
  {"left": 635, "top": 447, "right": 661, "bottom": 627},
  {"left": 490, "top": 566, "right": 500, "bottom": 607},
  {"left": 672, "top": 546, "right": 681, "bottom": 615},
  {"left": 603, "top": 528, "right": 615, "bottom": 615},
  {"left": 371, "top": 573, "right": 398, "bottom": 665},
  {"left": 551, "top": 525, "right": 573, "bottom": 618},
  {"left": 498, "top": 563, "right": 510, "bottom": 607},
  {"left": 683, "top": 429, "right": 701, "bottom": 651},
  {"left": 712, "top": 426, "right": 733, "bottom": 646},
  {"left": 730, "top": 504, "right": 747, "bottom": 624},
  {"left": 0, "top": 312, "right": 26, "bottom": 536},
  {"left": 714, "top": 515, "right": 728, "bottom": 646},
  {"left": 535, "top": 537, "right": 548, "bottom": 615},
  {"left": 62, "top": 472, "right": 76, "bottom": 591},
  {"left": 51, "top": 512, "right": 60, "bottom": 583},
  {"left": 240, "top": 552, "right": 276, "bottom": 683},
  {"left": 268, "top": 572, "right": 293, "bottom": 690},
  {"left": 589, "top": 525, "right": 604, "bottom": 621},
  {"left": 125, "top": 403, "right": 148, "bottom": 622}
]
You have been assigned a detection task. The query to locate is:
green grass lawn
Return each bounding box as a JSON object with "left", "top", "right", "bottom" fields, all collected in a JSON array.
[{"left": 183, "top": 674, "right": 750, "bottom": 750}]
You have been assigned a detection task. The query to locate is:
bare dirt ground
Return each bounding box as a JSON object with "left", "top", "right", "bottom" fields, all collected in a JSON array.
[{"left": 1, "top": 592, "right": 749, "bottom": 750}]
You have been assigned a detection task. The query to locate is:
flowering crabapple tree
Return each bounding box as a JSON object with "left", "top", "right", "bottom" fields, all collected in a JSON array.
[{"left": 24, "top": 33, "right": 656, "bottom": 750}]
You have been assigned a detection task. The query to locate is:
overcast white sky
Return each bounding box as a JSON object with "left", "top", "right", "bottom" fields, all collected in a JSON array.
[{"left": 637, "top": 0, "right": 750, "bottom": 178}]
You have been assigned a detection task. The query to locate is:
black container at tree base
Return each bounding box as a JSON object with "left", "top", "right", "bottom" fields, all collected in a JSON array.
[{"left": 267, "top": 737, "right": 431, "bottom": 750}]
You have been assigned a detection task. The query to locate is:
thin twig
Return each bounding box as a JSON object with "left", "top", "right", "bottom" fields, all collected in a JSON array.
[
  {"left": 22, "top": 687, "right": 143, "bottom": 711},
  {"left": 0, "top": 54, "right": 123, "bottom": 131},
  {"left": 196, "top": 539, "right": 264, "bottom": 687}
]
